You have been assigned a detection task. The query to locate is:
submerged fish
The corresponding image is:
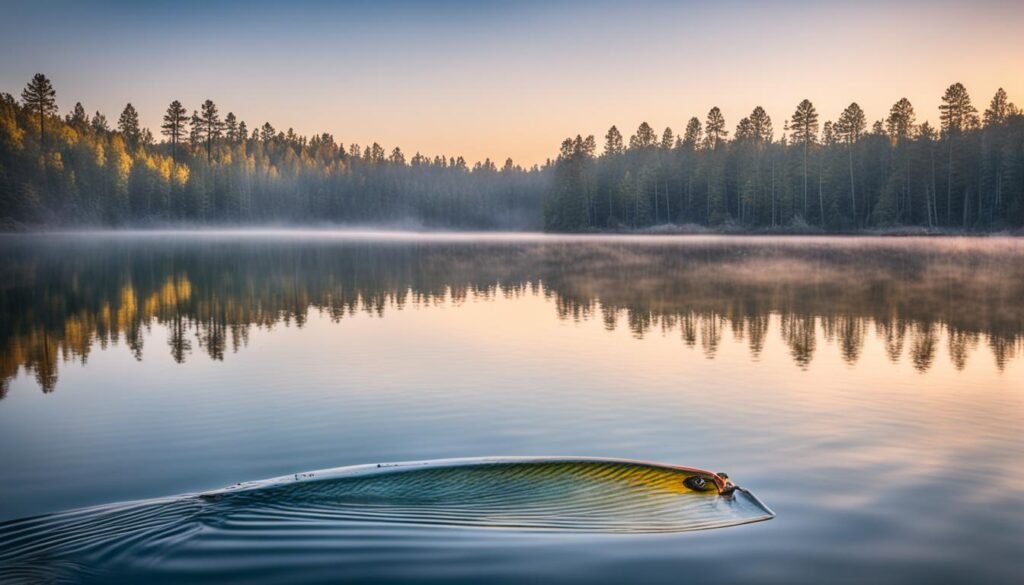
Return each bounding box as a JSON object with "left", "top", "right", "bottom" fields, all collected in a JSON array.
[{"left": 200, "top": 456, "right": 775, "bottom": 533}]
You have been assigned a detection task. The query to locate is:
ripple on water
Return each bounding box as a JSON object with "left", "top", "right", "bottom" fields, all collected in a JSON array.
[{"left": 0, "top": 458, "right": 773, "bottom": 582}]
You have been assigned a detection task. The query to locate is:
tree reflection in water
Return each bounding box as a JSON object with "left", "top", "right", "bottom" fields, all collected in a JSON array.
[{"left": 2, "top": 235, "right": 1022, "bottom": 395}]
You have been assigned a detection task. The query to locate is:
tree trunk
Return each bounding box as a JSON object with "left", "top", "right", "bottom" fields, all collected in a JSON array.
[
  {"left": 946, "top": 137, "right": 953, "bottom": 226},
  {"left": 962, "top": 188, "right": 969, "bottom": 227},
  {"left": 930, "top": 146, "right": 937, "bottom": 227},
  {"left": 654, "top": 180, "right": 659, "bottom": 223},
  {"left": 848, "top": 142, "right": 857, "bottom": 224},
  {"left": 803, "top": 141, "right": 808, "bottom": 217},
  {"left": 819, "top": 152, "right": 825, "bottom": 225},
  {"left": 607, "top": 185, "right": 613, "bottom": 226},
  {"left": 665, "top": 181, "right": 670, "bottom": 223}
]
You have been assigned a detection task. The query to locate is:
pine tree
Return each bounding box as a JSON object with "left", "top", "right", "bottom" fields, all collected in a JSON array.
[
  {"left": 370, "top": 142, "right": 385, "bottom": 163},
  {"left": 703, "top": 108, "right": 728, "bottom": 222},
  {"left": 260, "top": 122, "right": 276, "bottom": 142},
  {"left": 790, "top": 99, "right": 819, "bottom": 217},
  {"left": 682, "top": 117, "right": 702, "bottom": 147},
  {"left": 20, "top": 73, "right": 57, "bottom": 150},
  {"left": 117, "top": 103, "right": 141, "bottom": 147},
  {"left": 604, "top": 126, "right": 623, "bottom": 155},
  {"left": 629, "top": 122, "right": 657, "bottom": 149},
  {"left": 836, "top": 103, "right": 866, "bottom": 220},
  {"left": 68, "top": 102, "right": 87, "bottom": 129},
  {"left": 939, "top": 83, "right": 979, "bottom": 225},
  {"left": 660, "top": 127, "right": 675, "bottom": 150},
  {"left": 389, "top": 147, "right": 405, "bottom": 165},
  {"left": 984, "top": 88, "right": 1014, "bottom": 127},
  {"left": 91, "top": 111, "right": 108, "bottom": 132},
  {"left": 746, "top": 107, "right": 773, "bottom": 224},
  {"left": 680, "top": 117, "right": 703, "bottom": 220},
  {"left": 886, "top": 99, "right": 917, "bottom": 223},
  {"left": 224, "top": 112, "right": 239, "bottom": 142},
  {"left": 939, "top": 83, "right": 978, "bottom": 134},
  {"left": 749, "top": 106, "right": 773, "bottom": 144},
  {"left": 886, "top": 98, "right": 916, "bottom": 142},
  {"left": 199, "top": 99, "right": 222, "bottom": 162},
  {"left": 161, "top": 100, "right": 188, "bottom": 165},
  {"left": 189, "top": 110, "right": 201, "bottom": 148},
  {"left": 704, "top": 107, "right": 727, "bottom": 150}
]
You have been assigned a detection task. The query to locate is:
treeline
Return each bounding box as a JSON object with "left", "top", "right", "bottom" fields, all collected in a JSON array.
[
  {"left": 546, "top": 84, "right": 1024, "bottom": 231},
  {"left": 1, "top": 74, "right": 546, "bottom": 228},
  {"left": 2, "top": 74, "right": 1023, "bottom": 232}
]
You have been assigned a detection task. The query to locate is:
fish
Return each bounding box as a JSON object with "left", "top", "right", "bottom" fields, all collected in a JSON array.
[
  {"left": 199, "top": 456, "right": 775, "bottom": 533},
  {"left": 0, "top": 457, "right": 774, "bottom": 582}
]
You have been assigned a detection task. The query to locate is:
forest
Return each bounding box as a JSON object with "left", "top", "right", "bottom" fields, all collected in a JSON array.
[{"left": 1, "top": 73, "right": 1022, "bottom": 231}]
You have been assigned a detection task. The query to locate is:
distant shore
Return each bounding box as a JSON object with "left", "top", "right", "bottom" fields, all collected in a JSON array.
[
  {"left": 607, "top": 222, "right": 1024, "bottom": 237},
  {"left": 3, "top": 219, "right": 1022, "bottom": 237}
]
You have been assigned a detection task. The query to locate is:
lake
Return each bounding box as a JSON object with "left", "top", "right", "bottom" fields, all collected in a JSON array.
[{"left": 0, "top": 231, "right": 1022, "bottom": 584}]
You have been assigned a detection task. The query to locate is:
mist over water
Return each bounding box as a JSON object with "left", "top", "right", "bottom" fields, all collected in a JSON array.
[{"left": 1, "top": 232, "right": 1022, "bottom": 584}]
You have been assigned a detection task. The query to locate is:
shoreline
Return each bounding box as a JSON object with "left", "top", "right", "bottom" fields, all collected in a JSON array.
[{"left": 2, "top": 221, "right": 1021, "bottom": 238}]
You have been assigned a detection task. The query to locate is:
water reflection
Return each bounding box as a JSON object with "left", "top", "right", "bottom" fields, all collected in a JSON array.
[{"left": 2, "top": 234, "right": 1022, "bottom": 395}]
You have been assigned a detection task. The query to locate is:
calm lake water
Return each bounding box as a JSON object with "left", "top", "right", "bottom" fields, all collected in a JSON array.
[{"left": 1, "top": 232, "right": 1022, "bottom": 584}]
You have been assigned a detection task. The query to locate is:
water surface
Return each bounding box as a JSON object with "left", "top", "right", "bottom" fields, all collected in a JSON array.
[{"left": 1, "top": 232, "right": 1022, "bottom": 584}]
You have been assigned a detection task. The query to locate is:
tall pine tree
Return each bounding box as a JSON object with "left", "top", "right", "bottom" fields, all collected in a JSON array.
[
  {"left": 790, "top": 99, "right": 819, "bottom": 218},
  {"left": 161, "top": 100, "right": 188, "bottom": 165},
  {"left": 118, "top": 103, "right": 141, "bottom": 148},
  {"left": 20, "top": 73, "right": 57, "bottom": 150}
]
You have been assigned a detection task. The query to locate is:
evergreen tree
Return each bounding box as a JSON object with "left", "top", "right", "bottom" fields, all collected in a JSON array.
[
  {"left": 682, "top": 117, "right": 702, "bottom": 147},
  {"left": 629, "top": 122, "right": 658, "bottom": 149},
  {"left": 604, "top": 125, "right": 624, "bottom": 155},
  {"left": 790, "top": 99, "right": 819, "bottom": 217},
  {"left": 660, "top": 127, "right": 675, "bottom": 150},
  {"left": 939, "top": 83, "right": 979, "bottom": 134},
  {"left": 68, "top": 102, "right": 88, "bottom": 129},
  {"left": 836, "top": 103, "right": 866, "bottom": 220},
  {"left": 984, "top": 88, "right": 1015, "bottom": 127},
  {"left": 260, "top": 122, "right": 276, "bottom": 142},
  {"left": 188, "top": 110, "right": 201, "bottom": 148},
  {"left": 939, "top": 83, "right": 979, "bottom": 225},
  {"left": 199, "top": 99, "right": 222, "bottom": 162},
  {"left": 680, "top": 117, "right": 703, "bottom": 220},
  {"left": 886, "top": 98, "right": 916, "bottom": 142},
  {"left": 704, "top": 107, "right": 727, "bottom": 150},
  {"left": 224, "top": 112, "right": 239, "bottom": 142},
  {"left": 91, "top": 111, "right": 108, "bottom": 132},
  {"left": 885, "top": 98, "right": 918, "bottom": 224},
  {"left": 749, "top": 106, "right": 773, "bottom": 144},
  {"left": 20, "top": 73, "right": 57, "bottom": 149},
  {"left": 703, "top": 108, "right": 728, "bottom": 222},
  {"left": 735, "top": 117, "right": 754, "bottom": 141},
  {"left": 389, "top": 147, "right": 405, "bottom": 165},
  {"left": 117, "top": 103, "right": 141, "bottom": 147},
  {"left": 161, "top": 100, "right": 188, "bottom": 165}
]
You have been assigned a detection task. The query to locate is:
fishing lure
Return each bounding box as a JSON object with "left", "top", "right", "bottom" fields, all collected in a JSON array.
[{"left": 201, "top": 456, "right": 775, "bottom": 533}]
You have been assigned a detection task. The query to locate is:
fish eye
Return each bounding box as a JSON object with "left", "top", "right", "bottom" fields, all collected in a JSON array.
[{"left": 684, "top": 475, "right": 714, "bottom": 492}]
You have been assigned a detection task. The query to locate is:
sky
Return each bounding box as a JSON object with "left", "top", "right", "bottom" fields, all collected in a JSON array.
[{"left": 1, "top": 0, "right": 1022, "bottom": 165}]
